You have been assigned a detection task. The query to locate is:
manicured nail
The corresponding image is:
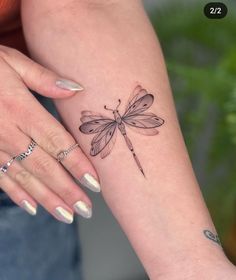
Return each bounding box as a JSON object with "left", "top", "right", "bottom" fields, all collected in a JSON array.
[
  {"left": 21, "top": 200, "right": 37, "bottom": 216},
  {"left": 73, "top": 201, "right": 92, "bottom": 219},
  {"left": 80, "top": 173, "right": 101, "bottom": 192},
  {"left": 55, "top": 79, "right": 84, "bottom": 92},
  {"left": 55, "top": 207, "right": 73, "bottom": 224}
]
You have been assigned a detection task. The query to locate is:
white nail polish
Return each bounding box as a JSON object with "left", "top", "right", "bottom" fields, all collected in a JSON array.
[
  {"left": 73, "top": 201, "right": 92, "bottom": 219},
  {"left": 80, "top": 173, "right": 101, "bottom": 192},
  {"left": 55, "top": 79, "right": 84, "bottom": 91},
  {"left": 55, "top": 207, "right": 73, "bottom": 224},
  {"left": 21, "top": 200, "right": 37, "bottom": 216}
]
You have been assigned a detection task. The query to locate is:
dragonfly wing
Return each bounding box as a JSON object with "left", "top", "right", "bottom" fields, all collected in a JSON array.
[
  {"left": 124, "top": 92, "right": 154, "bottom": 117},
  {"left": 100, "top": 127, "right": 117, "bottom": 158},
  {"left": 80, "top": 111, "right": 110, "bottom": 123},
  {"left": 79, "top": 111, "right": 114, "bottom": 134},
  {"left": 123, "top": 113, "right": 164, "bottom": 128},
  {"left": 123, "top": 86, "right": 164, "bottom": 135},
  {"left": 126, "top": 126, "right": 159, "bottom": 136},
  {"left": 90, "top": 122, "right": 117, "bottom": 156},
  {"left": 125, "top": 85, "right": 146, "bottom": 110}
]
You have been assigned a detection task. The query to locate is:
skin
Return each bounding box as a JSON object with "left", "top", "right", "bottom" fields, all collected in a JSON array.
[
  {"left": 0, "top": 45, "right": 99, "bottom": 222},
  {"left": 20, "top": 0, "right": 236, "bottom": 279}
]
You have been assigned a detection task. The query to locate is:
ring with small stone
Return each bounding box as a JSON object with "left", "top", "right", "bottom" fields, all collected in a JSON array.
[
  {"left": 0, "top": 157, "right": 15, "bottom": 173},
  {"left": 57, "top": 143, "right": 79, "bottom": 162}
]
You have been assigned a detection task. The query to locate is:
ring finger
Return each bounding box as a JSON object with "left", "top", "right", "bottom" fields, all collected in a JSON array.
[{"left": 4, "top": 128, "right": 93, "bottom": 219}]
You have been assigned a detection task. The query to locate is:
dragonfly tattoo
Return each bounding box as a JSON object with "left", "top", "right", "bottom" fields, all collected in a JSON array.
[{"left": 79, "top": 85, "right": 164, "bottom": 176}]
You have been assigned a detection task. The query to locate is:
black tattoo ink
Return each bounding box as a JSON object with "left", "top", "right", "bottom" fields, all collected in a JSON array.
[
  {"left": 203, "top": 229, "right": 222, "bottom": 246},
  {"left": 79, "top": 85, "right": 164, "bottom": 176}
]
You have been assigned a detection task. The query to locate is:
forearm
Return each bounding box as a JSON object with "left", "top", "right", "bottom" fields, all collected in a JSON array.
[{"left": 21, "top": 1, "right": 234, "bottom": 278}]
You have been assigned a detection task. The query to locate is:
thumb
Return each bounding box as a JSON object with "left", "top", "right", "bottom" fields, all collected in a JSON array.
[{"left": 0, "top": 46, "right": 84, "bottom": 98}]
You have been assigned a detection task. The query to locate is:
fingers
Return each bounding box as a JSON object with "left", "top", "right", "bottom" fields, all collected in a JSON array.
[
  {"left": 0, "top": 151, "right": 74, "bottom": 223},
  {"left": 21, "top": 103, "right": 101, "bottom": 192},
  {"left": 0, "top": 46, "right": 98, "bottom": 222},
  {"left": 7, "top": 160, "right": 74, "bottom": 223},
  {"left": 2, "top": 128, "right": 93, "bottom": 220},
  {"left": 0, "top": 45, "right": 84, "bottom": 98},
  {"left": 0, "top": 155, "right": 37, "bottom": 216},
  {"left": 0, "top": 47, "right": 100, "bottom": 190},
  {"left": 22, "top": 142, "right": 93, "bottom": 219},
  {"left": 60, "top": 145, "right": 101, "bottom": 193}
]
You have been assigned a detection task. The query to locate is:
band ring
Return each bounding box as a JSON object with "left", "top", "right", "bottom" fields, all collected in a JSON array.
[
  {"left": 14, "top": 139, "right": 37, "bottom": 161},
  {"left": 57, "top": 143, "right": 79, "bottom": 162},
  {"left": 0, "top": 139, "right": 37, "bottom": 174}
]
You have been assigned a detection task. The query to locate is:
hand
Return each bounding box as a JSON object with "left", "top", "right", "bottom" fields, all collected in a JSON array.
[{"left": 0, "top": 45, "right": 100, "bottom": 222}]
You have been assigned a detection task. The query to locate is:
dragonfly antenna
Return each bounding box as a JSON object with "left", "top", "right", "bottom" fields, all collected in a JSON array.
[
  {"left": 104, "top": 105, "right": 113, "bottom": 112},
  {"left": 116, "top": 99, "right": 121, "bottom": 110},
  {"left": 104, "top": 99, "right": 121, "bottom": 111}
]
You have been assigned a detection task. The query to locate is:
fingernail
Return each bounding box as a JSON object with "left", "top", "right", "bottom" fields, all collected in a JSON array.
[
  {"left": 55, "top": 207, "right": 73, "bottom": 224},
  {"left": 55, "top": 79, "right": 84, "bottom": 92},
  {"left": 21, "top": 200, "right": 37, "bottom": 216},
  {"left": 80, "top": 173, "right": 101, "bottom": 192},
  {"left": 73, "top": 201, "right": 92, "bottom": 219}
]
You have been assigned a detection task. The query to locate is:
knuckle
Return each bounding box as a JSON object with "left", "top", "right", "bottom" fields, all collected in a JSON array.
[
  {"left": 44, "top": 130, "right": 62, "bottom": 155},
  {"left": 30, "top": 154, "right": 52, "bottom": 177},
  {"left": 15, "top": 170, "right": 32, "bottom": 188},
  {"left": 0, "top": 96, "right": 26, "bottom": 118},
  {"left": 21, "top": 59, "right": 46, "bottom": 85},
  {"left": 34, "top": 64, "right": 47, "bottom": 81},
  {"left": 43, "top": 128, "right": 73, "bottom": 156},
  {"left": 35, "top": 63, "right": 48, "bottom": 80},
  {"left": 23, "top": 60, "right": 48, "bottom": 85}
]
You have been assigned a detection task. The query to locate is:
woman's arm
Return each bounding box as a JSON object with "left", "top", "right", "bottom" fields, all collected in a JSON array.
[{"left": 21, "top": 1, "right": 236, "bottom": 279}]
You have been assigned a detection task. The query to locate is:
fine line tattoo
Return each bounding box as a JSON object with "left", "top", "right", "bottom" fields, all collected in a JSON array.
[
  {"left": 203, "top": 229, "right": 222, "bottom": 247},
  {"left": 79, "top": 85, "right": 164, "bottom": 176}
]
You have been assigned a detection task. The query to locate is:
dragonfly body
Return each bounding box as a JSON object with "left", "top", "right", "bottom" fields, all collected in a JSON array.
[
  {"left": 114, "top": 109, "right": 145, "bottom": 175},
  {"left": 79, "top": 85, "right": 164, "bottom": 177}
]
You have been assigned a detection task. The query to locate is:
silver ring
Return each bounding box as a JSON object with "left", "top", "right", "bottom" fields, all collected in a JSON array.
[
  {"left": 0, "top": 157, "right": 15, "bottom": 173},
  {"left": 57, "top": 143, "right": 79, "bottom": 162},
  {"left": 14, "top": 139, "right": 37, "bottom": 161}
]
